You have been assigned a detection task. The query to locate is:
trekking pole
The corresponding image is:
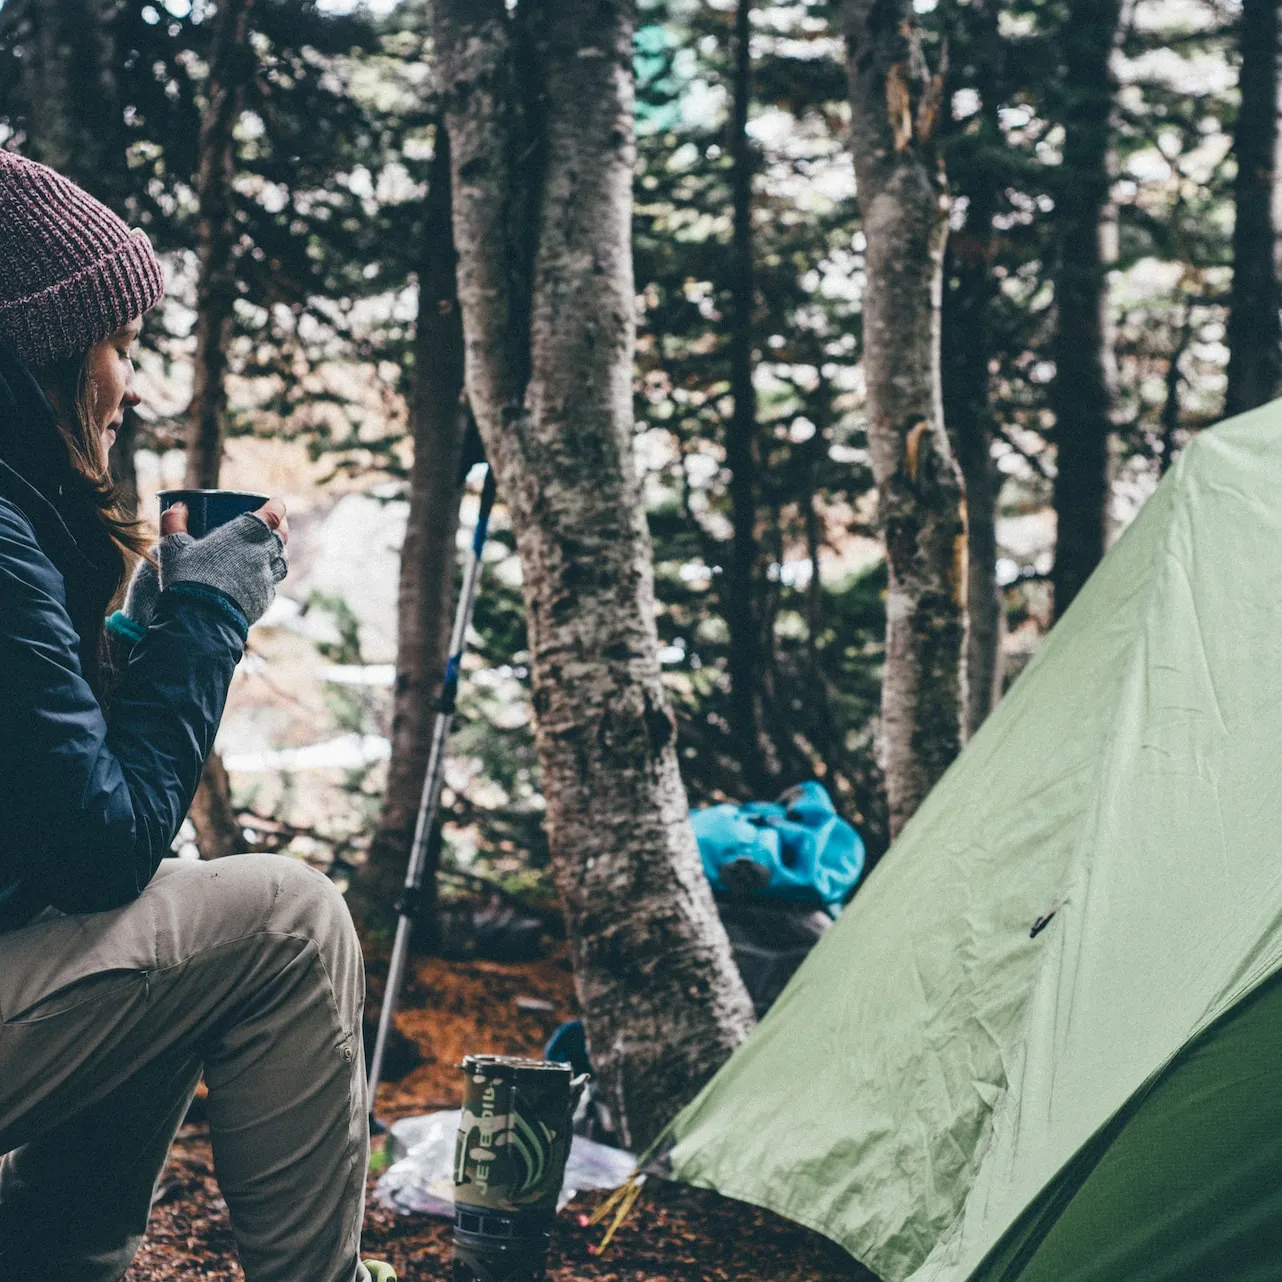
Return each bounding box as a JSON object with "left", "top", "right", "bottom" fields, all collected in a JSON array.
[{"left": 367, "top": 463, "right": 498, "bottom": 1123}]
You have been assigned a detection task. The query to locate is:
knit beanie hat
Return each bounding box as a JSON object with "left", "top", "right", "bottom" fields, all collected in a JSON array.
[{"left": 0, "top": 149, "right": 165, "bottom": 369}]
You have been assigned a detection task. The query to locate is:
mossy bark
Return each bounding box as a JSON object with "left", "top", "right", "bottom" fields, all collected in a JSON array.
[
  {"left": 434, "top": 0, "right": 754, "bottom": 1150},
  {"left": 846, "top": 0, "right": 967, "bottom": 838}
]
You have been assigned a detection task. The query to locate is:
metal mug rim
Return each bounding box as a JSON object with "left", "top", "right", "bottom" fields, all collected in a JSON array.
[{"left": 157, "top": 488, "right": 271, "bottom": 503}]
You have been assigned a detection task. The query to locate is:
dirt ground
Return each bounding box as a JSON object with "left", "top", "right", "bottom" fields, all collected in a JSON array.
[{"left": 122, "top": 948, "right": 876, "bottom": 1282}]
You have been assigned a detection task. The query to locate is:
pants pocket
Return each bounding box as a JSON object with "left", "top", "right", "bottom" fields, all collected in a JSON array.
[{"left": 1, "top": 969, "right": 147, "bottom": 1026}]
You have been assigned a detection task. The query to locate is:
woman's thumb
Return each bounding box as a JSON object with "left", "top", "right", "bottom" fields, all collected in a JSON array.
[{"left": 160, "top": 501, "right": 189, "bottom": 537}]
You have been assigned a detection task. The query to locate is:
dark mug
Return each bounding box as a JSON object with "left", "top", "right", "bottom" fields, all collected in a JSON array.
[{"left": 157, "top": 489, "right": 270, "bottom": 540}]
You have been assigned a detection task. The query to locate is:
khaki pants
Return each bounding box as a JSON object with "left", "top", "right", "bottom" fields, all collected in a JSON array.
[{"left": 0, "top": 855, "right": 373, "bottom": 1282}]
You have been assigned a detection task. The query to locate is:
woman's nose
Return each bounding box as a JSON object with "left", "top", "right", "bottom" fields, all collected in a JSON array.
[{"left": 122, "top": 380, "right": 142, "bottom": 410}]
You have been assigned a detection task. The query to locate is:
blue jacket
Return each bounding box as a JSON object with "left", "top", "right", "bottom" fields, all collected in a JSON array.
[{"left": 0, "top": 339, "right": 247, "bottom": 931}]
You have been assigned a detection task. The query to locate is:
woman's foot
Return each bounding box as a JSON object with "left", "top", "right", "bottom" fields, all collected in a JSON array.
[{"left": 364, "top": 1261, "right": 397, "bottom": 1281}]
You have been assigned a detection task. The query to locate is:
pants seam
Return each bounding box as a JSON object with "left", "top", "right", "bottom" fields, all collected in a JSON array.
[{"left": 146, "top": 929, "right": 358, "bottom": 1043}]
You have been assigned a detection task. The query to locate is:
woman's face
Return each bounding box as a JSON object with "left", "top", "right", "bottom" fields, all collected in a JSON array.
[{"left": 85, "top": 318, "right": 142, "bottom": 463}]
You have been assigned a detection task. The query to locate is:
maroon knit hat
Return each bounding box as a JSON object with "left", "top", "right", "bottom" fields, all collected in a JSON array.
[{"left": 0, "top": 149, "right": 165, "bottom": 369}]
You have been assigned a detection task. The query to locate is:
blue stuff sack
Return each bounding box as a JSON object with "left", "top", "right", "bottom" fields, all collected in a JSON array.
[{"left": 691, "top": 781, "right": 865, "bottom": 914}]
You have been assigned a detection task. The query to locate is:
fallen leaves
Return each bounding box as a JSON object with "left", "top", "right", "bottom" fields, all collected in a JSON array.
[{"left": 124, "top": 949, "right": 876, "bottom": 1282}]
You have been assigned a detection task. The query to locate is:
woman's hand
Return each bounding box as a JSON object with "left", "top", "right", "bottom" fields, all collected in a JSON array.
[
  {"left": 121, "top": 556, "right": 160, "bottom": 630},
  {"left": 160, "top": 497, "right": 290, "bottom": 545},
  {"left": 158, "top": 498, "right": 290, "bottom": 627}
]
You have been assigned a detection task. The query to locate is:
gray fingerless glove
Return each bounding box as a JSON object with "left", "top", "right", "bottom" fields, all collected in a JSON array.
[
  {"left": 105, "top": 554, "right": 159, "bottom": 652},
  {"left": 159, "top": 513, "right": 288, "bottom": 626},
  {"left": 122, "top": 555, "right": 161, "bottom": 627}
]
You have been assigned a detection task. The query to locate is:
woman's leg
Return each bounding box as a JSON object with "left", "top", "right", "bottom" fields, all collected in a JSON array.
[
  {"left": 0, "top": 855, "right": 370, "bottom": 1282},
  {"left": 0, "top": 1049, "right": 201, "bottom": 1281}
]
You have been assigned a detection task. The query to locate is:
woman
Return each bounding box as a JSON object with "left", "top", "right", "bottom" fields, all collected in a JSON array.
[{"left": 0, "top": 150, "right": 395, "bottom": 1282}]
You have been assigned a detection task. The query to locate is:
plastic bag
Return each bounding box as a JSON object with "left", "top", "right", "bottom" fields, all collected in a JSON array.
[{"left": 374, "top": 1109, "right": 636, "bottom": 1218}]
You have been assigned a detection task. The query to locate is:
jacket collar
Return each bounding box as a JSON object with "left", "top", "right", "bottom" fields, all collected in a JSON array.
[
  {"left": 0, "top": 456, "right": 101, "bottom": 581},
  {"left": 0, "top": 335, "right": 71, "bottom": 496}
]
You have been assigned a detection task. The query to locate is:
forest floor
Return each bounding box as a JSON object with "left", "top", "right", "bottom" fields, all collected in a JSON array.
[{"left": 122, "top": 945, "right": 877, "bottom": 1282}]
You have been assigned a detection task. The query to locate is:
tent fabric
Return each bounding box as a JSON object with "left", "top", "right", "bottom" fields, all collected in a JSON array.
[
  {"left": 966, "top": 969, "right": 1282, "bottom": 1282},
  {"left": 665, "top": 403, "right": 1282, "bottom": 1282}
]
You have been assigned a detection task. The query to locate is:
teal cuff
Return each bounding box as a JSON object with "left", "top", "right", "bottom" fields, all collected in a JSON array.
[{"left": 105, "top": 610, "right": 147, "bottom": 645}]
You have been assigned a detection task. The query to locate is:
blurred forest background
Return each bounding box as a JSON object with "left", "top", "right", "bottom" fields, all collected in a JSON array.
[{"left": 0, "top": 0, "right": 1273, "bottom": 980}]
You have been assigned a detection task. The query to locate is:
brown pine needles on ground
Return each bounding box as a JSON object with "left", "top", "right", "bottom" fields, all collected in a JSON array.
[{"left": 123, "top": 949, "right": 875, "bottom": 1282}]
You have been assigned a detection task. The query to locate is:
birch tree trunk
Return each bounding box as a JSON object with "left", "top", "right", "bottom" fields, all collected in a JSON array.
[
  {"left": 1225, "top": 0, "right": 1282, "bottom": 417},
  {"left": 845, "top": 0, "right": 967, "bottom": 838},
  {"left": 349, "top": 127, "right": 468, "bottom": 940},
  {"left": 185, "top": 0, "right": 255, "bottom": 857},
  {"left": 434, "top": 0, "right": 755, "bottom": 1149},
  {"left": 1048, "top": 0, "right": 1123, "bottom": 621}
]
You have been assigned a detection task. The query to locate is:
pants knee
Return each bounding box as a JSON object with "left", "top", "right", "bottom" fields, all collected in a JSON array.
[
  {"left": 255, "top": 857, "right": 366, "bottom": 1020},
  {"left": 147, "top": 855, "right": 366, "bottom": 1031}
]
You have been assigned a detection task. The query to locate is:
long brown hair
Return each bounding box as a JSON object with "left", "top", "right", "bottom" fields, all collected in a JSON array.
[
  {"left": 33, "top": 347, "right": 152, "bottom": 582},
  {"left": 32, "top": 348, "right": 153, "bottom": 699}
]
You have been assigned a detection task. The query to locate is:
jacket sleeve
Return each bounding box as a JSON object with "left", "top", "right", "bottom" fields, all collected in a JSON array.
[{"left": 0, "top": 504, "right": 246, "bottom": 914}]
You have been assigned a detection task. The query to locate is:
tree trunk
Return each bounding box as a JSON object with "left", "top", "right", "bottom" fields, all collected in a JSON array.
[
  {"left": 187, "top": 752, "right": 244, "bottom": 860},
  {"left": 943, "top": 242, "right": 1002, "bottom": 736},
  {"left": 942, "top": 0, "right": 1004, "bottom": 736},
  {"left": 347, "top": 126, "right": 469, "bottom": 942},
  {"left": 27, "top": 5, "right": 76, "bottom": 173},
  {"left": 185, "top": 0, "right": 254, "bottom": 489},
  {"left": 184, "top": 0, "right": 256, "bottom": 858},
  {"left": 9, "top": 0, "right": 142, "bottom": 501},
  {"left": 845, "top": 0, "right": 967, "bottom": 839},
  {"left": 1225, "top": 0, "right": 1282, "bottom": 417},
  {"left": 725, "top": 0, "right": 771, "bottom": 794},
  {"left": 435, "top": 0, "right": 755, "bottom": 1150},
  {"left": 803, "top": 428, "right": 826, "bottom": 685},
  {"left": 20, "top": 0, "right": 127, "bottom": 204},
  {"left": 1049, "top": 0, "right": 1123, "bottom": 621},
  {"left": 1160, "top": 314, "right": 1192, "bottom": 475}
]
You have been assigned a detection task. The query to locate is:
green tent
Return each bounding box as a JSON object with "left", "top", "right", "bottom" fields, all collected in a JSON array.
[{"left": 666, "top": 404, "right": 1282, "bottom": 1281}]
